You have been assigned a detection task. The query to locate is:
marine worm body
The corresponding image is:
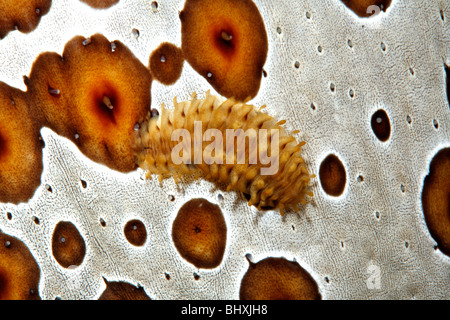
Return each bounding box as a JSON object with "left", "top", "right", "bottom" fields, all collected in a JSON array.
[{"left": 133, "top": 92, "right": 313, "bottom": 214}]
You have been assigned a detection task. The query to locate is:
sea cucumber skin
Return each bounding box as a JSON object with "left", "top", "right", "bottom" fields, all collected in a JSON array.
[{"left": 134, "top": 93, "right": 313, "bottom": 214}]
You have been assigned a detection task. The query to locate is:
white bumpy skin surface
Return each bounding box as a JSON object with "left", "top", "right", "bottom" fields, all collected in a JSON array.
[{"left": 0, "top": 0, "right": 449, "bottom": 299}]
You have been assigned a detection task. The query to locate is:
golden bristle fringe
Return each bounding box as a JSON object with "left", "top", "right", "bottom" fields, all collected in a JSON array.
[{"left": 133, "top": 92, "right": 314, "bottom": 215}]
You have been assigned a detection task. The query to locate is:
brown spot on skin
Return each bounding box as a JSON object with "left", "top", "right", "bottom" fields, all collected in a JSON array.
[
  {"left": 172, "top": 198, "right": 227, "bottom": 269},
  {"left": 180, "top": 0, "right": 268, "bottom": 101},
  {"left": 341, "top": 0, "right": 392, "bottom": 18},
  {"left": 0, "top": 0, "right": 52, "bottom": 39},
  {"left": 27, "top": 34, "right": 152, "bottom": 172},
  {"left": 240, "top": 257, "right": 321, "bottom": 300},
  {"left": 99, "top": 278, "right": 151, "bottom": 300},
  {"left": 422, "top": 148, "right": 450, "bottom": 256},
  {"left": 26, "top": 52, "right": 70, "bottom": 135},
  {"left": 124, "top": 219, "right": 147, "bottom": 246},
  {"left": 371, "top": 109, "right": 391, "bottom": 142},
  {"left": 0, "top": 232, "right": 41, "bottom": 300},
  {"left": 319, "top": 154, "right": 346, "bottom": 197},
  {"left": 149, "top": 42, "right": 184, "bottom": 85},
  {"left": 51, "top": 221, "right": 86, "bottom": 268},
  {"left": 0, "top": 82, "right": 43, "bottom": 204},
  {"left": 80, "top": 0, "right": 119, "bottom": 9}
]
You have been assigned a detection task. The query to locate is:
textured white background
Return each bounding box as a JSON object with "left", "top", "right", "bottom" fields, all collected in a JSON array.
[{"left": 0, "top": 0, "right": 449, "bottom": 299}]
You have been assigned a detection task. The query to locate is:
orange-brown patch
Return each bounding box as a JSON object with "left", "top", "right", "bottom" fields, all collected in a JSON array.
[
  {"left": 149, "top": 42, "right": 184, "bottom": 85},
  {"left": 0, "top": 82, "right": 43, "bottom": 204},
  {"left": 180, "top": 0, "right": 268, "bottom": 101},
  {"left": 124, "top": 219, "right": 147, "bottom": 247},
  {"left": 422, "top": 148, "right": 450, "bottom": 256},
  {"left": 27, "top": 34, "right": 152, "bottom": 172},
  {"left": 319, "top": 154, "right": 346, "bottom": 197},
  {"left": 99, "top": 279, "right": 151, "bottom": 300},
  {"left": 172, "top": 198, "right": 227, "bottom": 269},
  {"left": 51, "top": 221, "right": 86, "bottom": 268},
  {"left": 240, "top": 257, "right": 321, "bottom": 300},
  {"left": 80, "top": 0, "right": 119, "bottom": 9},
  {"left": 0, "top": 0, "right": 52, "bottom": 39},
  {"left": 0, "top": 232, "right": 41, "bottom": 300}
]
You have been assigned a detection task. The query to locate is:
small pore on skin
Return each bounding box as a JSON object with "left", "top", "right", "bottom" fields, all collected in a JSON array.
[
  {"left": 239, "top": 257, "right": 321, "bottom": 300},
  {"left": 149, "top": 42, "right": 184, "bottom": 85},
  {"left": 421, "top": 148, "right": 450, "bottom": 256},
  {"left": 172, "top": 198, "right": 227, "bottom": 269},
  {"left": 51, "top": 221, "right": 86, "bottom": 268}
]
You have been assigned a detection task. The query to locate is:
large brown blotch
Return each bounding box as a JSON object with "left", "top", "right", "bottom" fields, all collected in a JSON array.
[
  {"left": 172, "top": 198, "right": 227, "bottom": 269},
  {"left": 180, "top": 0, "right": 268, "bottom": 101},
  {"left": 51, "top": 221, "right": 86, "bottom": 268},
  {"left": 0, "top": 0, "right": 51, "bottom": 39},
  {"left": 149, "top": 42, "right": 184, "bottom": 85},
  {"left": 422, "top": 148, "right": 450, "bottom": 256},
  {"left": 240, "top": 257, "right": 321, "bottom": 300},
  {"left": 319, "top": 154, "right": 346, "bottom": 197},
  {"left": 0, "top": 232, "right": 41, "bottom": 300},
  {"left": 0, "top": 82, "right": 43, "bottom": 204},
  {"left": 99, "top": 278, "right": 151, "bottom": 300},
  {"left": 341, "top": 0, "right": 392, "bottom": 18},
  {"left": 27, "top": 34, "right": 152, "bottom": 172},
  {"left": 80, "top": 0, "right": 119, "bottom": 9}
]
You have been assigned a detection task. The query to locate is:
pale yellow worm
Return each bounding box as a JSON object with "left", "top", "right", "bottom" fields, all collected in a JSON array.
[{"left": 133, "top": 92, "right": 314, "bottom": 215}]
